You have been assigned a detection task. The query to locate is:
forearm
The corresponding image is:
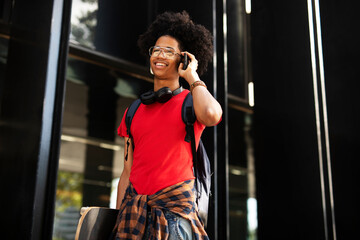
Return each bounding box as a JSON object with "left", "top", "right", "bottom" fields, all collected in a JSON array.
[
  {"left": 116, "top": 170, "right": 130, "bottom": 209},
  {"left": 116, "top": 137, "right": 133, "bottom": 209},
  {"left": 187, "top": 74, "right": 223, "bottom": 126}
]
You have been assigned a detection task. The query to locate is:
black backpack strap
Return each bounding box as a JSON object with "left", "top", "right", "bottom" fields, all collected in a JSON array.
[
  {"left": 124, "top": 99, "right": 141, "bottom": 161},
  {"left": 182, "top": 93, "right": 196, "bottom": 142},
  {"left": 125, "top": 99, "right": 141, "bottom": 137},
  {"left": 181, "top": 93, "right": 200, "bottom": 199}
]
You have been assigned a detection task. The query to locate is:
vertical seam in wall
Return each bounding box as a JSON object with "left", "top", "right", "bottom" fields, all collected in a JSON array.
[
  {"left": 212, "top": 0, "right": 218, "bottom": 238},
  {"left": 314, "top": 0, "right": 337, "bottom": 239},
  {"left": 223, "top": 0, "right": 230, "bottom": 238},
  {"left": 307, "top": 0, "right": 329, "bottom": 239}
]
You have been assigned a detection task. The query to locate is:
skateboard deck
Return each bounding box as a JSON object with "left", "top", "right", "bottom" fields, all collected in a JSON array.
[{"left": 75, "top": 207, "right": 119, "bottom": 240}]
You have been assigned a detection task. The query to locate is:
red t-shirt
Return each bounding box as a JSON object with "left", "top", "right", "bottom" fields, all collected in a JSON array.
[{"left": 118, "top": 90, "right": 205, "bottom": 195}]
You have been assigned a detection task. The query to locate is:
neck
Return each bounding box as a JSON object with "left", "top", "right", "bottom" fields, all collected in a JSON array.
[{"left": 153, "top": 77, "right": 180, "bottom": 92}]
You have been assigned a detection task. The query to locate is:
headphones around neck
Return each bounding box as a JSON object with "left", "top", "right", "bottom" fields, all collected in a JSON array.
[{"left": 140, "top": 86, "right": 183, "bottom": 105}]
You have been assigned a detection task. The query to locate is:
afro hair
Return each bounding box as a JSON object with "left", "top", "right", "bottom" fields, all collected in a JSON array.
[{"left": 137, "top": 11, "right": 213, "bottom": 76}]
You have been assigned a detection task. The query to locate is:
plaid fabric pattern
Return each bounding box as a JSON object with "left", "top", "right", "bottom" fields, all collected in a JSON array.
[{"left": 113, "top": 180, "right": 209, "bottom": 240}]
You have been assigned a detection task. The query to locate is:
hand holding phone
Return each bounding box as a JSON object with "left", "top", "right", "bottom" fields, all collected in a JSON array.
[{"left": 182, "top": 53, "right": 189, "bottom": 70}]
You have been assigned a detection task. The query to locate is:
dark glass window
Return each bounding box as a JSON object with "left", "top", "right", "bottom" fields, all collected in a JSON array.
[
  {"left": 0, "top": 36, "right": 8, "bottom": 112},
  {"left": 228, "top": 108, "right": 257, "bottom": 240}
]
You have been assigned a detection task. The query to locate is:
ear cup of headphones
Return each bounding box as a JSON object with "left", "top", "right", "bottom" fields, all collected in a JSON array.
[
  {"left": 140, "top": 90, "right": 156, "bottom": 105},
  {"left": 155, "top": 87, "right": 173, "bottom": 103},
  {"left": 140, "top": 87, "right": 183, "bottom": 105}
]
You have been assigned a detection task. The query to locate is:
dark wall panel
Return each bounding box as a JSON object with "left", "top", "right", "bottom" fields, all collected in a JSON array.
[
  {"left": 251, "top": 1, "right": 326, "bottom": 239},
  {"left": 319, "top": 0, "right": 360, "bottom": 239},
  {"left": 252, "top": 0, "right": 360, "bottom": 239}
]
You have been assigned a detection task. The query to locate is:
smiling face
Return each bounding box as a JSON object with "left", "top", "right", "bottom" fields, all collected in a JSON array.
[{"left": 150, "top": 35, "right": 182, "bottom": 81}]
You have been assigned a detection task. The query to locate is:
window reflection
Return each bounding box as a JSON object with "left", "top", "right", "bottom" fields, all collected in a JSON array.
[
  {"left": 228, "top": 108, "right": 257, "bottom": 240},
  {"left": 52, "top": 54, "right": 152, "bottom": 239},
  {"left": 70, "top": 0, "right": 98, "bottom": 49},
  {"left": 53, "top": 171, "right": 83, "bottom": 239}
]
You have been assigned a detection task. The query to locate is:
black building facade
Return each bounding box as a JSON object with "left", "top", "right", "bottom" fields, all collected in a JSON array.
[{"left": 0, "top": 0, "right": 359, "bottom": 240}]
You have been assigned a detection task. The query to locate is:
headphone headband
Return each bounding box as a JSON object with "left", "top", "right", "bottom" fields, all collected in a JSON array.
[{"left": 172, "top": 86, "right": 183, "bottom": 96}]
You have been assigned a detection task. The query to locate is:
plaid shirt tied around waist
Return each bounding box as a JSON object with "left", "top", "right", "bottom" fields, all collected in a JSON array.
[{"left": 113, "top": 180, "right": 209, "bottom": 240}]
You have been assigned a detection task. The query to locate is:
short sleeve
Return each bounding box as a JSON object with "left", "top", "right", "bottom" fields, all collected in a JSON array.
[
  {"left": 194, "top": 119, "right": 206, "bottom": 147},
  {"left": 117, "top": 108, "right": 129, "bottom": 138},
  {"left": 194, "top": 119, "right": 206, "bottom": 133}
]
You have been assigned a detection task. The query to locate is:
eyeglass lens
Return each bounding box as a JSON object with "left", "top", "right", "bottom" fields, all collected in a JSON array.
[{"left": 149, "top": 47, "right": 177, "bottom": 58}]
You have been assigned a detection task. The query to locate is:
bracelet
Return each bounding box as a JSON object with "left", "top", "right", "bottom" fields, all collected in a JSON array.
[{"left": 190, "top": 80, "right": 207, "bottom": 93}]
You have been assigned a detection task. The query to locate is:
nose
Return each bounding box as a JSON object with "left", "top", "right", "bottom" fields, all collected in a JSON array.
[{"left": 156, "top": 49, "right": 167, "bottom": 58}]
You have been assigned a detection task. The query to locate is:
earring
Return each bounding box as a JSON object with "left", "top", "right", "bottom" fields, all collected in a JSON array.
[{"left": 150, "top": 66, "right": 154, "bottom": 75}]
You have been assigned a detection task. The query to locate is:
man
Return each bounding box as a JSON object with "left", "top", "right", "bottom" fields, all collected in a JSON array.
[{"left": 113, "top": 11, "right": 222, "bottom": 240}]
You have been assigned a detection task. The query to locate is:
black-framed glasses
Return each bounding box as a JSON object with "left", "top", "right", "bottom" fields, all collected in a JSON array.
[{"left": 148, "top": 46, "right": 181, "bottom": 59}]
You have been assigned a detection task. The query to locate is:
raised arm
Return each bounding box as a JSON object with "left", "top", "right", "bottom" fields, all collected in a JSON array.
[{"left": 179, "top": 52, "right": 223, "bottom": 126}]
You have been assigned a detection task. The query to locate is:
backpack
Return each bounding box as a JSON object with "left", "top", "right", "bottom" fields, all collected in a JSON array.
[{"left": 124, "top": 92, "right": 211, "bottom": 226}]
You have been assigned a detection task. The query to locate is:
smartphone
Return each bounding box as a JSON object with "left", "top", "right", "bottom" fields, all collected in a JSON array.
[{"left": 182, "top": 53, "right": 189, "bottom": 70}]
